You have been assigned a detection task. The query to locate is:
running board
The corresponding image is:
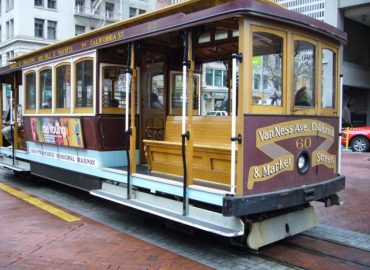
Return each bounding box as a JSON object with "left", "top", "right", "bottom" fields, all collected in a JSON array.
[
  {"left": 90, "top": 185, "right": 244, "bottom": 237},
  {"left": 0, "top": 156, "right": 30, "bottom": 172}
]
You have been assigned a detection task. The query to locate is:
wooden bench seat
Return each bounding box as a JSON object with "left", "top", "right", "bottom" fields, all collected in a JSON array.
[{"left": 143, "top": 116, "right": 236, "bottom": 186}]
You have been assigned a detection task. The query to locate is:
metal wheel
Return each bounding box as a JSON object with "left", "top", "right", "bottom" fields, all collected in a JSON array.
[{"left": 351, "top": 136, "right": 370, "bottom": 152}]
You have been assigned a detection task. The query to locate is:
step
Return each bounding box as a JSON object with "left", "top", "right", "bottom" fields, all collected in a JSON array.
[
  {"left": 0, "top": 156, "right": 30, "bottom": 172},
  {"left": 90, "top": 188, "right": 244, "bottom": 237}
]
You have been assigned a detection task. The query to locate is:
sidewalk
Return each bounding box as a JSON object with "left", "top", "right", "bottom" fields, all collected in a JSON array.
[
  {"left": 313, "top": 151, "right": 370, "bottom": 234},
  {"left": 0, "top": 185, "right": 211, "bottom": 270}
]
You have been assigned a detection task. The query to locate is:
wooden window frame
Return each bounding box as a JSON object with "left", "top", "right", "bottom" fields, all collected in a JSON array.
[
  {"left": 319, "top": 43, "right": 338, "bottom": 116},
  {"left": 249, "top": 25, "right": 287, "bottom": 115},
  {"left": 290, "top": 34, "right": 318, "bottom": 115},
  {"left": 54, "top": 62, "right": 72, "bottom": 114},
  {"left": 100, "top": 63, "right": 126, "bottom": 114},
  {"left": 24, "top": 70, "right": 37, "bottom": 114},
  {"left": 38, "top": 66, "right": 53, "bottom": 114},
  {"left": 169, "top": 71, "right": 201, "bottom": 116},
  {"left": 73, "top": 57, "right": 95, "bottom": 114}
]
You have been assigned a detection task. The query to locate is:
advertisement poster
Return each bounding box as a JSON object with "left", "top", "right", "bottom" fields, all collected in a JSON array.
[{"left": 30, "top": 117, "right": 84, "bottom": 148}]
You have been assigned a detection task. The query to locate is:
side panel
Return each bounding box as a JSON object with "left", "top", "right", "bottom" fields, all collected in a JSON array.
[
  {"left": 23, "top": 115, "right": 139, "bottom": 151},
  {"left": 243, "top": 115, "right": 339, "bottom": 195}
]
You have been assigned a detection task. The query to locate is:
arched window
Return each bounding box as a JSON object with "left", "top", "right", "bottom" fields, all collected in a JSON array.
[
  {"left": 56, "top": 63, "right": 71, "bottom": 111},
  {"left": 25, "top": 71, "right": 36, "bottom": 111},
  {"left": 39, "top": 68, "right": 52, "bottom": 110},
  {"left": 75, "top": 58, "right": 93, "bottom": 109}
]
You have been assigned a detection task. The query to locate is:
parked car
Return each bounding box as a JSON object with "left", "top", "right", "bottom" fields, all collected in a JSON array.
[
  {"left": 206, "top": 111, "right": 228, "bottom": 116},
  {"left": 341, "top": 126, "right": 370, "bottom": 152}
]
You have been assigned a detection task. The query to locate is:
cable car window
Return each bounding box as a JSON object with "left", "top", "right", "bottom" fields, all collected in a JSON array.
[
  {"left": 150, "top": 73, "right": 164, "bottom": 109},
  {"left": 171, "top": 73, "right": 199, "bottom": 115},
  {"left": 102, "top": 66, "right": 126, "bottom": 109},
  {"left": 321, "top": 48, "right": 336, "bottom": 108},
  {"left": 252, "top": 32, "right": 283, "bottom": 106},
  {"left": 56, "top": 64, "right": 71, "bottom": 109},
  {"left": 25, "top": 72, "right": 36, "bottom": 110},
  {"left": 39, "top": 68, "right": 52, "bottom": 109},
  {"left": 294, "top": 41, "right": 315, "bottom": 107},
  {"left": 75, "top": 59, "right": 93, "bottom": 108}
]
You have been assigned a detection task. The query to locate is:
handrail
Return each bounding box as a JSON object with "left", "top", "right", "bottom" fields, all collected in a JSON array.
[{"left": 125, "top": 43, "right": 132, "bottom": 199}]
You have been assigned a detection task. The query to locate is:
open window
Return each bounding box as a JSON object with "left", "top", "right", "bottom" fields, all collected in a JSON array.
[
  {"left": 101, "top": 64, "right": 127, "bottom": 114},
  {"left": 169, "top": 71, "right": 200, "bottom": 115}
]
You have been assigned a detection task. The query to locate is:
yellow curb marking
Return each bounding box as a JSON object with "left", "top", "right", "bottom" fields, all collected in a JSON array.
[{"left": 0, "top": 183, "right": 81, "bottom": 222}]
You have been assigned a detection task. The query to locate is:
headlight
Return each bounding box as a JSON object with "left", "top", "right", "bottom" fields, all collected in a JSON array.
[{"left": 297, "top": 151, "right": 310, "bottom": 175}]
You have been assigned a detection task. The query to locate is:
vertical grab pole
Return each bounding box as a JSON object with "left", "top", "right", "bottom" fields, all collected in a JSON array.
[
  {"left": 181, "top": 30, "right": 189, "bottom": 216},
  {"left": 338, "top": 74, "right": 343, "bottom": 175},
  {"left": 125, "top": 43, "right": 132, "bottom": 199},
  {"left": 230, "top": 53, "right": 242, "bottom": 195}
]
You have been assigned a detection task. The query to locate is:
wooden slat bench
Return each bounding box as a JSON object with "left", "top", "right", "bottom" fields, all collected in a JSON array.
[{"left": 143, "top": 116, "right": 236, "bottom": 186}]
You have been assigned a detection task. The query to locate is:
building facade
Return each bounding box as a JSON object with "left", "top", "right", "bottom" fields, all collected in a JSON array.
[
  {"left": 0, "top": 0, "right": 156, "bottom": 67},
  {"left": 275, "top": 0, "right": 370, "bottom": 126}
]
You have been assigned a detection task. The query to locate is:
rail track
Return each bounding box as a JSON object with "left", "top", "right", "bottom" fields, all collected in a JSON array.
[{"left": 261, "top": 234, "right": 370, "bottom": 270}]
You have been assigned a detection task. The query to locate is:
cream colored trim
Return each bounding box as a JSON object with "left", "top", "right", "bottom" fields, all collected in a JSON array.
[
  {"left": 73, "top": 57, "right": 94, "bottom": 114},
  {"left": 249, "top": 25, "right": 287, "bottom": 115},
  {"left": 23, "top": 70, "right": 37, "bottom": 115},
  {"left": 99, "top": 63, "right": 125, "bottom": 114},
  {"left": 38, "top": 66, "right": 53, "bottom": 115}
]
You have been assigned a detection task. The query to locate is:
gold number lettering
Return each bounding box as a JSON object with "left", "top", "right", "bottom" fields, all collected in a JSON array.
[{"left": 296, "top": 138, "right": 312, "bottom": 149}]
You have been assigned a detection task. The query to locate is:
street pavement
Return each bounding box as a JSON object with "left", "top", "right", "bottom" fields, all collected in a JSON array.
[{"left": 0, "top": 151, "right": 369, "bottom": 269}]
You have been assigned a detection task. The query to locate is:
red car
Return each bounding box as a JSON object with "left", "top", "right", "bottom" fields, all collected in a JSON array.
[{"left": 341, "top": 126, "right": 370, "bottom": 152}]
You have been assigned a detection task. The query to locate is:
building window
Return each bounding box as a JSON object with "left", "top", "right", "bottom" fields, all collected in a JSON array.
[
  {"left": 6, "top": 0, "right": 13, "bottom": 11},
  {"left": 75, "top": 25, "right": 85, "bottom": 36},
  {"left": 25, "top": 72, "right": 37, "bottom": 110},
  {"left": 47, "top": 0, "right": 56, "bottom": 9},
  {"left": 56, "top": 64, "right": 71, "bottom": 110},
  {"left": 205, "top": 67, "right": 227, "bottom": 87},
  {"left": 47, "top": 21, "right": 57, "bottom": 40},
  {"left": 105, "top": 2, "right": 114, "bottom": 18},
  {"left": 75, "top": 59, "right": 93, "bottom": 108},
  {"left": 129, "top": 7, "right": 146, "bottom": 17},
  {"left": 34, "top": 0, "right": 43, "bottom": 6},
  {"left": 35, "top": 18, "right": 44, "bottom": 38},
  {"left": 6, "top": 19, "right": 14, "bottom": 39},
  {"left": 129, "top": 7, "right": 136, "bottom": 17},
  {"left": 39, "top": 68, "right": 52, "bottom": 109}
]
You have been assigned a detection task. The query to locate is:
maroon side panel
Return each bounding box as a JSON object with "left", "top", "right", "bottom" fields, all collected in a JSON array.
[
  {"left": 243, "top": 115, "right": 339, "bottom": 196},
  {"left": 81, "top": 117, "right": 102, "bottom": 150},
  {"left": 23, "top": 115, "right": 139, "bottom": 151}
]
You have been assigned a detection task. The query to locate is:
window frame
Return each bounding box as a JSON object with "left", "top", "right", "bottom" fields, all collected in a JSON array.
[
  {"left": 319, "top": 43, "right": 338, "bottom": 116},
  {"left": 24, "top": 70, "right": 37, "bottom": 114},
  {"left": 54, "top": 62, "right": 72, "bottom": 114},
  {"left": 249, "top": 25, "right": 287, "bottom": 115},
  {"left": 100, "top": 63, "right": 126, "bottom": 114},
  {"left": 47, "top": 20, "right": 57, "bottom": 40},
  {"left": 291, "top": 34, "right": 318, "bottom": 115},
  {"left": 38, "top": 66, "right": 53, "bottom": 114},
  {"left": 73, "top": 57, "right": 95, "bottom": 114},
  {"left": 169, "top": 70, "right": 201, "bottom": 116},
  {"left": 35, "top": 18, "right": 44, "bottom": 38}
]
